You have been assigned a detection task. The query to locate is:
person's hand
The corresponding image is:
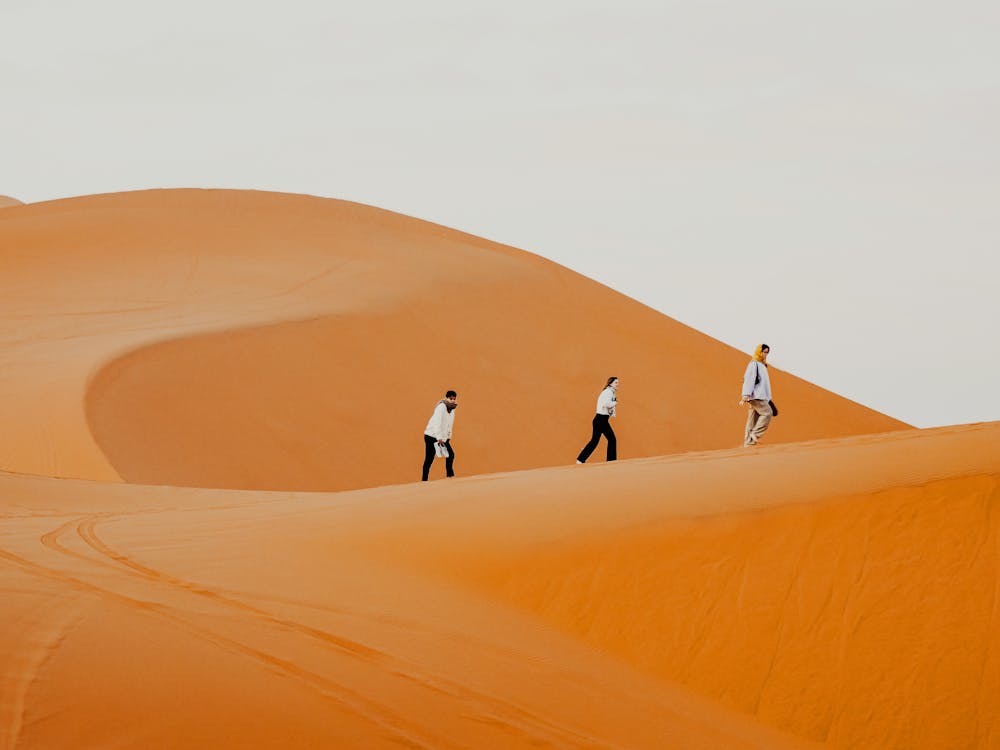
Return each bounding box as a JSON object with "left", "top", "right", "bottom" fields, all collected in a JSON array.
[
  {"left": 437, "top": 440, "right": 445, "bottom": 446},
  {"left": 739, "top": 397, "right": 748, "bottom": 407}
]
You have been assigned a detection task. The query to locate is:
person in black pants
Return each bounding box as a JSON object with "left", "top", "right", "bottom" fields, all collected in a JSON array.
[
  {"left": 576, "top": 376, "right": 618, "bottom": 463},
  {"left": 422, "top": 390, "right": 458, "bottom": 481},
  {"left": 422, "top": 434, "right": 455, "bottom": 481}
]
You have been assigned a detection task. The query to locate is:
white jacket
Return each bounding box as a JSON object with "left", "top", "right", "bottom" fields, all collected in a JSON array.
[
  {"left": 742, "top": 360, "right": 772, "bottom": 401},
  {"left": 596, "top": 387, "right": 617, "bottom": 417},
  {"left": 424, "top": 401, "right": 456, "bottom": 441}
]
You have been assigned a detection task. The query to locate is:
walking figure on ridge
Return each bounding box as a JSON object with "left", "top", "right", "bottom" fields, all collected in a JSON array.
[
  {"left": 422, "top": 390, "right": 457, "bottom": 481},
  {"left": 576, "top": 376, "right": 619, "bottom": 464},
  {"left": 739, "top": 344, "right": 777, "bottom": 447}
]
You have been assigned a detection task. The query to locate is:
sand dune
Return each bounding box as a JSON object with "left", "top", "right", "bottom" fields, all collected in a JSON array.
[
  {"left": 2, "top": 423, "right": 997, "bottom": 748},
  {"left": 1, "top": 189, "right": 904, "bottom": 490},
  {"left": 1, "top": 189, "right": 993, "bottom": 749},
  {"left": 1, "top": 471, "right": 817, "bottom": 750},
  {"left": 0, "top": 196, "right": 22, "bottom": 209}
]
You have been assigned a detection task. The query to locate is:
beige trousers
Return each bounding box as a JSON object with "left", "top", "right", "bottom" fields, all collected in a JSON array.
[{"left": 744, "top": 399, "right": 773, "bottom": 446}]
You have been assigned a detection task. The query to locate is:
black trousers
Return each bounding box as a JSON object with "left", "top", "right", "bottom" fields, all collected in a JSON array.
[
  {"left": 577, "top": 414, "right": 617, "bottom": 463},
  {"left": 422, "top": 434, "right": 455, "bottom": 481}
]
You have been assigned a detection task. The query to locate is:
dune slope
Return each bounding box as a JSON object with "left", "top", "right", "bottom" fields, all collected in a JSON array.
[
  {"left": 3, "top": 188, "right": 987, "bottom": 749},
  {"left": 2, "top": 422, "right": 997, "bottom": 748},
  {"left": 0, "top": 189, "right": 906, "bottom": 490},
  {"left": 1, "top": 473, "right": 817, "bottom": 750}
]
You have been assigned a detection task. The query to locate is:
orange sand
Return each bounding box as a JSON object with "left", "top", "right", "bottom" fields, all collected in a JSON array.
[
  {"left": 1, "top": 189, "right": 903, "bottom": 490},
  {"left": 2, "top": 189, "right": 995, "bottom": 749}
]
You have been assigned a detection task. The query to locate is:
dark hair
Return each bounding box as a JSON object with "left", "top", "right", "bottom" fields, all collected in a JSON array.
[
  {"left": 445, "top": 390, "right": 457, "bottom": 398},
  {"left": 761, "top": 343, "right": 770, "bottom": 352},
  {"left": 604, "top": 376, "right": 618, "bottom": 388}
]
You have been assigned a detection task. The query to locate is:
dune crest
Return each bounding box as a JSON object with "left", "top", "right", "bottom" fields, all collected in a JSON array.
[
  {"left": 2, "top": 423, "right": 996, "bottom": 748},
  {"left": 3, "top": 188, "right": 988, "bottom": 749},
  {"left": 4, "top": 188, "right": 904, "bottom": 489}
]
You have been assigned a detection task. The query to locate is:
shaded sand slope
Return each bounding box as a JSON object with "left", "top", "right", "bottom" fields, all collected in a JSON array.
[
  {"left": 0, "top": 197, "right": 22, "bottom": 209},
  {"left": 2, "top": 188, "right": 514, "bottom": 482},
  {"left": 2, "top": 422, "right": 996, "bottom": 748},
  {"left": 375, "top": 422, "right": 1000, "bottom": 749},
  {"left": 0, "top": 188, "right": 906, "bottom": 490},
  {"left": 1, "top": 469, "right": 818, "bottom": 749}
]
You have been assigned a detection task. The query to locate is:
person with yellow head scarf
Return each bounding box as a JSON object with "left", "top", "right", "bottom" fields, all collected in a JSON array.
[{"left": 739, "top": 344, "right": 775, "bottom": 446}]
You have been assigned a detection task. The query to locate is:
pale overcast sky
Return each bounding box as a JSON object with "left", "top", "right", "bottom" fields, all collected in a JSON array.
[{"left": 2, "top": 1, "right": 998, "bottom": 428}]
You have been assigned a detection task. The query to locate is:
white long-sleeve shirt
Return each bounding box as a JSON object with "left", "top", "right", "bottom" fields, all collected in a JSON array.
[
  {"left": 742, "top": 360, "right": 772, "bottom": 401},
  {"left": 424, "top": 401, "right": 456, "bottom": 441},
  {"left": 596, "top": 386, "right": 617, "bottom": 417}
]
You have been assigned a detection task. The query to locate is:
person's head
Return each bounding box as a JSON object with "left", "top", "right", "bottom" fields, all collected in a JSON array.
[
  {"left": 444, "top": 390, "right": 457, "bottom": 404},
  {"left": 754, "top": 344, "right": 770, "bottom": 362},
  {"left": 605, "top": 376, "right": 619, "bottom": 390}
]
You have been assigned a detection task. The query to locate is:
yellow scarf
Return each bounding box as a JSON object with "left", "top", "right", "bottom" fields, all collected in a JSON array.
[{"left": 753, "top": 345, "right": 768, "bottom": 363}]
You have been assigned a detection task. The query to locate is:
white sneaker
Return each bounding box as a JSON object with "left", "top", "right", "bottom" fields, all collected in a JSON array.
[{"left": 575, "top": 460, "right": 583, "bottom": 464}]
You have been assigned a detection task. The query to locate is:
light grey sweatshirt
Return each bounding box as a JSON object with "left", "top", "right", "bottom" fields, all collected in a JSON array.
[{"left": 742, "top": 360, "right": 772, "bottom": 401}]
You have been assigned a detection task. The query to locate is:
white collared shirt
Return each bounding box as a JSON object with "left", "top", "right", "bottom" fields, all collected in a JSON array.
[
  {"left": 596, "top": 387, "right": 617, "bottom": 416},
  {"left": 424, "top": 401, "right": 455, "bottom": 441}
]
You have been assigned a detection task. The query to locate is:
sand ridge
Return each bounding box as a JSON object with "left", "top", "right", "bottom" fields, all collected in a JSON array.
[
  {"left": 1, "top": 463, "right": 823, "bottom": 750},
  {"left": 2, "top": 188, "right": 992, "bottom": 749},
  {"left": 2, "top": 423, "right": 997, "bottom": 748},
  {"left": 1, "top": 188, "right": 905, "bottom": 488}
]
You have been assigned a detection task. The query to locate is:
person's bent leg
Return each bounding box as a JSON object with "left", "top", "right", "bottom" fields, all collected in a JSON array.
[
  {"left": 422, "top": 434, "right": 436, "bottom": 481},
  {"left": 744, "top": 406, "right": 759, "bottom": 446},
  {"left": 576, "top": 417, "right": 603, "bottom": 463},
  {"left": 749, "top": 400, "right": 772, "bottom": 443},
  {"left": 445, "top": 440, "right": 455, "bottom": 478},
  {"left": 602, "top": 420, "right": 617, "bottom": 461}
]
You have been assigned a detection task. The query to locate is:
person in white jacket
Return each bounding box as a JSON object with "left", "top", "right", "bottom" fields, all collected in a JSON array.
[
  {"left": 576, "top": 376, "right": 618, "bottom": 464},
  {"left": 422, "top": 390, "right": 458, "bottom": 481},
  {"left": 739, "top": 344, "right": 774, "bottom": 446}
]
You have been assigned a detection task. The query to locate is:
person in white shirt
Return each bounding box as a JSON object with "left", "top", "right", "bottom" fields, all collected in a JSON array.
[
  {"left": 576, "top": 376, "right": 619, "bottom": 463},
  {"left": 422, "top": 390, "right": 458, "bottom": 481},
  {"left": 739, "top": 344, "right": 774, "bottom": 446}
]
